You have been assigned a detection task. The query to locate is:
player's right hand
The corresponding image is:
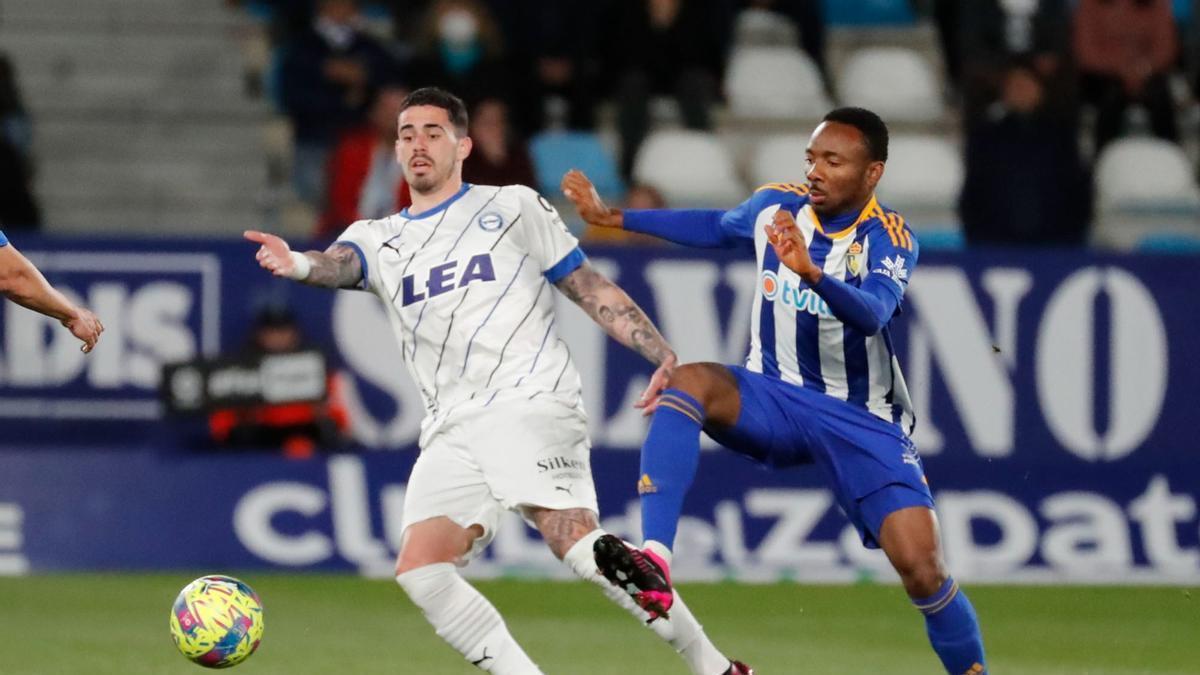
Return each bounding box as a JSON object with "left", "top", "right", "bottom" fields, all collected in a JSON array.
[
  {"left": 636, "top": 352, "right": 677, "bottom": 416},
  {"left": 63, "top": 307, "right": 103, "bottom": 353},
  {"left": 561, "top": 170, "right": 623, "bottom": 229},
  {"left": 244, "top": 230, "right": 297, "bottom": 277}
]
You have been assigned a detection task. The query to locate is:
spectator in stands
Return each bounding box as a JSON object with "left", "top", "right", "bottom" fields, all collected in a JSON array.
[
  {"left": 462, "top": 97, "right": 536, "bottom": 188},
  {"left": 958, "top": 0, "right": 1075, "bottom": 123},
  {"left": 960, "top": 60, "right": 1092, "bottom": 246},
  {"left": 209, "top": 303, "right": 350, "bottom": 458},
  {"left": 319, "top": 85, "right": 412, "bottom": 238},
  {"left": 1074, "top": 0, "right": 1180, "bottom": 151},
  {"left": 0, "top": 53, "right": 39, "bottom": 230},
  {"left": 608, "top": 0, "right": 724, "bottom": 177},
  {"left": 279, "top": 0, "right": 401, "bottom": 209},
  {"left": 408, "top": 0, "right": 510, "bottom": 111},
  {"left": 488, "top": 1, "right": 603, "bottom": 135}
]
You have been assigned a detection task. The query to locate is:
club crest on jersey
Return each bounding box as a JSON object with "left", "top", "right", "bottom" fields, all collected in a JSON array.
[
  {"left": 846, "top": 241, "right": 863, "bottom": 276},
  {"left": 477, "top": 211, "right": 504, "bottom": 232},
  {"left": 401, "top": 253, "right": 497, "bottom": 306}
]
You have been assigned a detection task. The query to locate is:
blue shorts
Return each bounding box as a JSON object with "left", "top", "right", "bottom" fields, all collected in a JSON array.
[{"left": 706, "top": 366, "right": 934, "bottom": 549}]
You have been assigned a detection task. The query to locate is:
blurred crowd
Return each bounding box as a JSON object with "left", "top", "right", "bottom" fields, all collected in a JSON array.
[{"left": 4, "top": 0, "right": 1200, "bottom": 249}]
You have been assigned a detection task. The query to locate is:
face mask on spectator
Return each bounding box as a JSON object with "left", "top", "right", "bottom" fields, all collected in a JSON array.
[
  {"left": 316, "top": 15, "right": 358, "bottom": 50},
  {"left": 439, "top": 10, "right": 479, "bottom": 47}
]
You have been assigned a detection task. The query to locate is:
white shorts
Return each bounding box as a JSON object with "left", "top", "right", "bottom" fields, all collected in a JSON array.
[{"left": 401, "top": 400, "right": 598, "bottom": 560}]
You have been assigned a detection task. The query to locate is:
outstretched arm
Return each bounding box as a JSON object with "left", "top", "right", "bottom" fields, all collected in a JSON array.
[
  {"left": 245, "top": 230, "right": 363, "bottom": 289},
  {"left": 0, "top": 244, "right": 104, "bottom": 352},
  {"left": 554, "top": 260, "right": 677, "bottom": 412},
  {"left": 561, "top": 170, "right": 736, "bottom": 248}
]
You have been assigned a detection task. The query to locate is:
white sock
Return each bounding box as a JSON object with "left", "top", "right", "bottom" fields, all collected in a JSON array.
[
  {"left": 644, "top": 539, "right": 673, "bottom": 567},
  {"left": 396, "top": 563, "right": 543, "bottom": 674},
  {"left": 563, "top": 530, "right": 731, "bottom": 675}
]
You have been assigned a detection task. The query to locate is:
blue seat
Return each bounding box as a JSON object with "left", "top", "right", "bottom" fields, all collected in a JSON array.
[
  {"left": 821, "top": 0, "right": 916, "bottom": 26},
  {"left": 1174, "top": 0, "right": 1192, "bottom": 22},
  {"left": 1138, "top": 233, "right": 1200, "bottom": 254},
  {"left": 529, "top": 132, "right": 625, "bottom": 201}
]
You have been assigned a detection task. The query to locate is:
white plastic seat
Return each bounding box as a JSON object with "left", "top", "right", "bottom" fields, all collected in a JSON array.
[
  {"left": 747, "top": 134, "right": 809, "bottom": 188},
  {"left": 876, "top": 134, "right": 962, "bottom": 210},
  {"left": 1092, "top": 137, "right": 1200, "bottom": 250},
  {"left": 725, "top": 46, "right": 830, "bottom": 120},
  {"left": 838, "top": 47, "right": 943, "bottom": 123},
  {"left": 632, "top": 131, "right": 746, "bottom": 207},
  {"left": 1095, "top": 137, "right": 1200, "bottom": 212}
]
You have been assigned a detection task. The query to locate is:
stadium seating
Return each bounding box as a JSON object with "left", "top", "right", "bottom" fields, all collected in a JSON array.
[
  {"left": 876, "top": 134, "right": 962, "bottom": 211},
  {"left": 633, "top": 131, "right": 746, "bottom": 207},
  {"left": 1092, "top": 137, "right": 1200, "bottom": 250},
  {"left": 876, "top": 134, "right": 964, "bottom": 249},
  {"left": 529, "top": 131, "right": 624, "bottom": 202},
  {"left": 732, "top": 8, "right": 800, "bottom": 48},
  {"left": 747, "top": 134, "right": 808, "bottom": 189},
  {"left": 725, "top": 47, "right": 831, "bottom": 121},
  {"left": 838, "top": 47, "right": 943, "bottom": 124},
  {"left": 0, "top": 0, "right": 269, "bottom": 234}
]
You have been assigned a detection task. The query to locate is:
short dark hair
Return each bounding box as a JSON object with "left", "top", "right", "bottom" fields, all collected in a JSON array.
[
  {"left": 399, "top": 87, "right": 469, "bottom": 136},
  {"left": 822, "top": 107, "right": 888, "bottom": 162}
]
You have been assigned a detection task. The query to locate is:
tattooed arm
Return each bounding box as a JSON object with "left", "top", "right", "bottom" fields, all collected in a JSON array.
[
  {"left": 303, "top": 243, "right": 364, "bottom": 288},
  {"left": 244, "top": 230, "right": 363, "bottom": 289},
  {"left": 555, "top": 260, "right": 677, "bottom": 411},
  {"left": 555, "top": 261, "right": 673, "bottom": 366}
]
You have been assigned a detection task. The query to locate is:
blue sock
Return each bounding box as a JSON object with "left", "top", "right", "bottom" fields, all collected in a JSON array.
[
  {"left": 638, "top": 389, "right": 705, "bottom": 549},
  {"left": 913, "top": 577, "right": 987, "bottom": 674}
]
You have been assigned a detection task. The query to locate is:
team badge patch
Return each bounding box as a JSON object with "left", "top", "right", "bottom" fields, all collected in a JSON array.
[
  {"left": 874, "top": 254, "right": 909, "bottom": 288},
  {"left": 846, "top": 241, "right": 863, "bottom": 276},
  {"left": 478, "top": 211, "right": 504, "bottom": 232}
]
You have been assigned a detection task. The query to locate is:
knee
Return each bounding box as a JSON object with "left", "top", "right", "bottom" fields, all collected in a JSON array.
[
  {"left": 394, "top": 521, "right": 482, "bottom": 576},
  {"left": 667, "top": 363, "right": 719, "bottom": 407},
  {"left": 894, "top": 550, "right": 948, "bottom": 599}
]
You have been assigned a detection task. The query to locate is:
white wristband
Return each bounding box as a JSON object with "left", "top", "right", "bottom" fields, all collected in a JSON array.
[{"left": 287, "top": 251, "right": 312, "bottom": 280}]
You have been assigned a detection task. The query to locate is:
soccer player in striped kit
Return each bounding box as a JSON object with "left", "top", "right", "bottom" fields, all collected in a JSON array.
[
  {"left": 247, "top": 87, "right": 750, "bottom": 675},
  {"left": 563, "top": 107, "right": 987, "bottom": 675}
]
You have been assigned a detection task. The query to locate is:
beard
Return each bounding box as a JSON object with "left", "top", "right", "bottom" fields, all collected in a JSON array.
[{"left": 406, "top": 160, "right": 454, "bottom": 194}]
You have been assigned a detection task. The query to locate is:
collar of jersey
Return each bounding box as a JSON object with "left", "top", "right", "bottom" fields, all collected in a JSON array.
[
  {"left": 807, "top": 194, "right": 880, "bottom": 239},
  {"left": 401, "top": 183, "right": 472, "bottom": 220}
]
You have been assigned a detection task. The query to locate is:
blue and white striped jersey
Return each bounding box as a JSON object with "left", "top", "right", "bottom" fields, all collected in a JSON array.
[
  {"left": 336, "top": 183, "right": 586, "bottom": 445},
  {"left": 727, "top": 183, "right": 918, "bottom": 433}
]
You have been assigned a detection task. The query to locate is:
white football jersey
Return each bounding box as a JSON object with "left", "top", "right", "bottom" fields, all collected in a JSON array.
[{"left": 336, "top": 183, "right": 586, "bottom": 445}]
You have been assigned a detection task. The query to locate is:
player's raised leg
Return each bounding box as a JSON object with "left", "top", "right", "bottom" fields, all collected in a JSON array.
[
  {"left": 529, "top": 506, "right": 752, "bottom": 675},
  {"left": 395, "top": 518, "right": 543, "bottom": 674},
  {"left": 593, "top": 363, "right": 742, "bottom": 617},
  {"left": 877, "top": 504, "right": 987, "bottom": 675}
]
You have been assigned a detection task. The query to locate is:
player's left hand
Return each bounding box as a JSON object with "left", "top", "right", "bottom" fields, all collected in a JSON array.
[
  {"left": 765, "top": 209, "right": 822, "bottom": 283},
  {"left": 63, "top": 307, "right": 104, "bottom": 353},
  {"left": 636, "top": 352, "right": 677, "bottom": 416}
]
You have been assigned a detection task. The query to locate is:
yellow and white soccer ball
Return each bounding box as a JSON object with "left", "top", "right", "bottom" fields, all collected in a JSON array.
[{"left": 169, "top": 575, "right": 264, "bottom": 668}]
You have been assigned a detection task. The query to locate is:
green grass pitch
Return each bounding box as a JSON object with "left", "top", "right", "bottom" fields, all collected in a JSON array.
[{"left": 1, "top": 575, "right": 1196, "bottom": 674}]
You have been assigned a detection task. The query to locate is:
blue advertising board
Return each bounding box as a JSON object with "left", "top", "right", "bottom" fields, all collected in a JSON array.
[{"left": 0, "top": 237, "right": 1197, "bottom": 583}]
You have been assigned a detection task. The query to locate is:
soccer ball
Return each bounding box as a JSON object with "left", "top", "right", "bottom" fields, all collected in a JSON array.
[{"left": 169, "top": 575, "right": 264, "bottom": 668}]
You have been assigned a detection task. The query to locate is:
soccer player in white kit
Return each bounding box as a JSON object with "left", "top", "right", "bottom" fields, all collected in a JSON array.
[{"left": 246, "top": 87, "right": 751, "bottom": 675}]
